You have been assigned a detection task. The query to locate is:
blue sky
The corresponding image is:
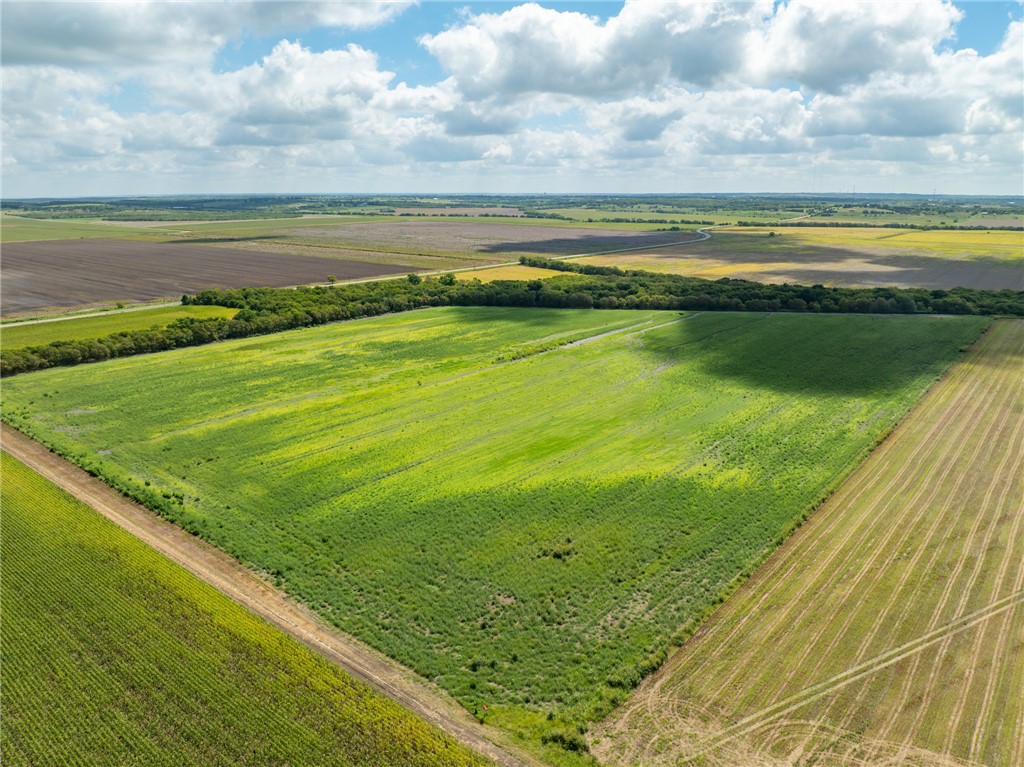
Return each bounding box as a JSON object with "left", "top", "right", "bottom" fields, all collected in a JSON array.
[{"left": 2, "top": 1, "right": 1022, "bottom": 197}]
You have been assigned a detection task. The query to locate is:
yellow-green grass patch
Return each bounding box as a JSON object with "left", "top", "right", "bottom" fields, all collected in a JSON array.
[
  {"left": 725, "top": 225, "right": 1024, "bottom": 260},
  {"left": 456, "top": 265, "right": 566, "bottom": 282}
]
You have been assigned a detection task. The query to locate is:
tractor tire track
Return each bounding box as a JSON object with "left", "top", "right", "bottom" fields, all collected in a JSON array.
[{"left": 682, "top": 590, "right": 1024, "bottom": 763}]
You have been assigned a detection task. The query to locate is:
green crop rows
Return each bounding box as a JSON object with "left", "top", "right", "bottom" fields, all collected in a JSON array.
[
  {"left": 0, "top": 451, "right": 491, "bottom": 767},
  {"left": 1, "top": 307, "right": 989, "bottom": 753}
]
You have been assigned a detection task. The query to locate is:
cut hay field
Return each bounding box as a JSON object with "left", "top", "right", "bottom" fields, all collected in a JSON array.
[
  {"left": 578, "top": 227, "right": 1024, "bottom": 290},
  {"left": 0, "top": 451, "right": 492, "bottom": 767},
  {"left": 0, "top": 308, "right": 989, "bottom": 757},
  {"left": 594, "top": 319, "right": 1024, "bottom": 767},
  {"left": 0, "top": 305, "right": 236, "bottom": 350}
]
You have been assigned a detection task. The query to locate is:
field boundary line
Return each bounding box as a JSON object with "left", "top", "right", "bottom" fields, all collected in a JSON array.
[{"left": 0, "top": 423, "right": 542, "bottom": 767}]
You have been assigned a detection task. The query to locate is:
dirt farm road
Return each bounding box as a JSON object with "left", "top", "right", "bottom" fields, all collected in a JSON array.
[{"left": 1, "top": 423, "right": 541, "bottom": 767}]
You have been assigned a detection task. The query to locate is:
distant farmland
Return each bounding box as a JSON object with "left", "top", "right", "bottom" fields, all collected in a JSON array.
[
  {"left": 280, "top": 219, "right": 689, "bottom": 256},
  {"left": 595, "top": 320, "right": 1023, "bottom": 767},
  {"left": 0, "top": 239, "right": 409, "bottom": 315},
  {"left": 1, "top": 307, "right": 988, "bottom": 755},
  {"left": 579, "top": 227, "right": 1024, "bottom": 290}
]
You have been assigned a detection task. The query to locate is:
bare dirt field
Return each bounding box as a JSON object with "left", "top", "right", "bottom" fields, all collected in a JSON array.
[
  {"left": 594, "top": 319, "right": 1024, "bottom": 767},
  {"left": 284, "top": 220, "right": 687, "bottom": 257},
  {"left": 579, "top": 229, "right": 1024, "bottom": 290},
  {"left": 0, "top": 239, "right": 409, "bottom": 315}
]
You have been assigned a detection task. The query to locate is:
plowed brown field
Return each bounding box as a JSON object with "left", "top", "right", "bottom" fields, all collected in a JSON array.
[
  {"left": 1, "top": 239, "right": 409, "bottom": 315},
  {"left": 594, "top": 319, "right": 1024, "bottom": 767}
]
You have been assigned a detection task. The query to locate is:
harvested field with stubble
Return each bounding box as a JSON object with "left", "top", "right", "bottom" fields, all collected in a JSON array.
[
  {"left": 579, "top": 227, "right": 1024, "bottom": 290},
  {"left": 0, "top": 238, "right": 409, "bottom": 315},
  {"left": 594, "top": 319, "right": 1024, "bottom": 767}
]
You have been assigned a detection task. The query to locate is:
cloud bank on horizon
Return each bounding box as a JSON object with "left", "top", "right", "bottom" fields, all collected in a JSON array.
[{"left": 2, "top": 0, "right": 1021, "bottom": 197}]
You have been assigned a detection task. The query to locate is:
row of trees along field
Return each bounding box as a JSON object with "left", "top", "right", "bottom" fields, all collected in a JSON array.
[
  {"left": 3, "top": 260, "right": 1021, "bottom": 376},
  {"left": 734, "top": 220, "right": 1023, "bottom": 230}
]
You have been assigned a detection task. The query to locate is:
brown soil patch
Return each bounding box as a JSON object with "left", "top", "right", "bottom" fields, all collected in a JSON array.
[{"left": 0, "top": 239, "right": 409, "bottom": 315}]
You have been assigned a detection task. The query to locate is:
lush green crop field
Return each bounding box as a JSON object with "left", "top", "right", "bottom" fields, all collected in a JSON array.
[
  {"left": 1, "top": 307, "right": 989, "bottom": 753},
  {"left": 0, "top": 451, "right": 491, "bottom": 767},
  {"left": 1, "top": 305, "right": 237, "bottom": 350}
]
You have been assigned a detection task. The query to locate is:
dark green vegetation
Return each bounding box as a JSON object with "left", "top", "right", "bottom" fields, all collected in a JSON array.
[
  {"left": 0, "top": 451, "right": 492, "bottom": 767},
  {"left": 3, "top": 261, "right": 1020, "bottom": 377},
  {"left": 518, "top": 256, "right": 1024, "bottom": 314},
  {"left": 1, "top": 307, "right": 990, "bottom": 755}
]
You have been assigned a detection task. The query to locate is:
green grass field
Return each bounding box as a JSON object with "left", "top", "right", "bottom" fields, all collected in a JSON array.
[
  {"left": 1, "top": 305, "right": 237, "bottom": 350},
  {"left": 0, "top": 307, "right": 989, "bottom": 754},
  {"left": 0, "top": 451, "right": 492, "bottom": 767}
]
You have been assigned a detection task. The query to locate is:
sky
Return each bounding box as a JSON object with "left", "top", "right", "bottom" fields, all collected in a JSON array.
[{"left": 2, "top": 0, "right": 1022, "bottom": 198}]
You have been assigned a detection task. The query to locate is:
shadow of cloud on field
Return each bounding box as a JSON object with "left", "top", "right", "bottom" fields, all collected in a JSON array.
[
  {"left": 166, "top": 235, "right": 288, "bottom": 245},
  {"left": 638, "top": 313, "right": 987, "bottom": 398},
  {"left": 271, "top": 470, "right": 792, "bottom": 713},
  {"left": 479, "top": 231, "right": 688, "bottom": 256}
]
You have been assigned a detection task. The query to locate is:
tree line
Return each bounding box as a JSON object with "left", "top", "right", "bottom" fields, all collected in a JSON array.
[
  {"left": 735, "top": 220, "right": 1023, "bottom": 231},
  {"left": 3, "top": 262, "right": 1021, "bottom": 376}
]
